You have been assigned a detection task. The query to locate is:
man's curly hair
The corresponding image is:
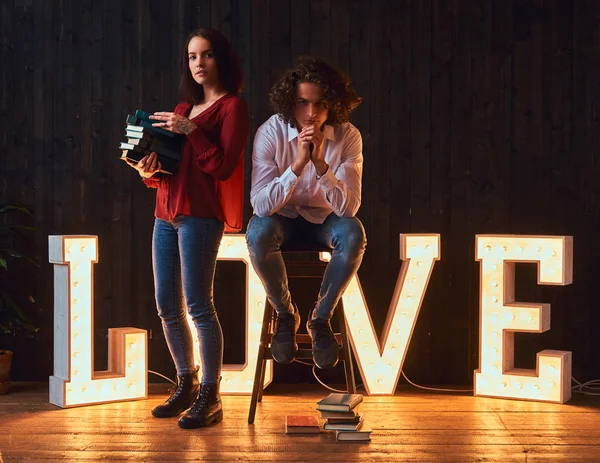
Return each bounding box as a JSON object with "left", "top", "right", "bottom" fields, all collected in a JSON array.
[{"left": 269, "top": 56, "right": 362, "bottom": 127}]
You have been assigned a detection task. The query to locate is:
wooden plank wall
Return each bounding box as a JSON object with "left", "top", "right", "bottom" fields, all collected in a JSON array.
[{"left": 1, "top": 0, "right": 599, "bottom": 387}]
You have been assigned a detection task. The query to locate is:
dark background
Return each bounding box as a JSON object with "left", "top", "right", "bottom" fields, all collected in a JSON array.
[{"left": 1, "top": 0, "right": 598, "bottom": 388}]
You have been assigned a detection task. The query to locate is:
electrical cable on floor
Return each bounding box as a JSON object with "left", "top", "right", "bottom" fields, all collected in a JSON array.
[
  {"left": 401, "top": 371, "right": 472, "bottom": 393},
  {"left": 572, "top": 377, "right": 600, "bottom": 396},
  {"left": 294, "top": 358, "right": 473, "bottom": 394},
  {"left": 150, "top": 371, "right": 600, "bottom": 397},
  {"left": 311, "top": 365, "right": 348, "bottom": 393},
  {"left": 149, "top": 361, "right": 360, "bottom": 394},
  {"left": 294, "top": 359, "right": 363, "bottom": 392},
  {"left": 148, "top": 369, "right": 176, "bottom": 385}
]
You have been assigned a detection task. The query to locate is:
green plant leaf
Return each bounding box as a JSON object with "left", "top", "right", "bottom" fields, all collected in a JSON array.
[
  {"left": 0, "top": 203, "right": 33, "bottom": 216},
  {"left": 0, "top": 322, "right": 15, "bottom": 335},
  {"left": 0, "top": 290, "right": 37, "bottom": 333},
  {"left": 0, "top": 201, "right": 39, "bottom": 336},
  {"left": 0, "top": 249, "right": 38, "bottom": 266}
]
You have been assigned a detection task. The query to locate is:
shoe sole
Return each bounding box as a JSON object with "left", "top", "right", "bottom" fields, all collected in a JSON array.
[
  {"left": 151, "top": 389, "right": 200, "bottom": 418},
  {"left": 306, "top": 319, "right": 339, "bottom": 369},
  {"left": 151, "top": 409, "right": 183, "bottom": 418},
  {"left": 270, "top": 341, "right": 298, "bottom": 364},
  {"left": 178, "top": 410, "right": 224, "bottom": 429},
  {"left": 313, "top": 355, "right": 339, "bottom": 369}
]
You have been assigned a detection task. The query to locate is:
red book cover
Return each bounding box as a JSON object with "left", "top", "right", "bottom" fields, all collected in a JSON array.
[{"left": 285, "top": 415, "right": 321, "bottom": 434}]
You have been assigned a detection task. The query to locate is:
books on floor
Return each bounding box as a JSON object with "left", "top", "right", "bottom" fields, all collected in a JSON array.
[
  {"left": 322, "top": 413, "right": 363, "bottom": 431},
  {"left": 316, "top": 393, "right": 363, "bottom": 412},
  {"left": 119, "top": 109, "right": 184, "bottom": 175},
  {"left": 317, "top": 393, "right": 371, "bottom": 441},
  {"left": 285, "top": 415, "right": 320, "bottom": 434},
  {"left": 319, "top": 409, "right": 361, "bottom": 419},
  {"left": 336, "top": 424, "right": 372, "bottom": 441}
]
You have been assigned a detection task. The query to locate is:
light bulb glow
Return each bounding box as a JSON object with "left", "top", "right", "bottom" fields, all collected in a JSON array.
[
  {"left": 49, "top": 234, "right": 272, "bottom": 406},
  {"left": 340, "top": 234, "right": 440, "bottom": 395},
  {"left": 474, "top": 235, "right": 573, "bottom": 404},
  {"left": 48, "top": 235, "right": 148, "bottom": 408},
  {"left": 186, "top": 234, "right": 271, "bottom": 394}
]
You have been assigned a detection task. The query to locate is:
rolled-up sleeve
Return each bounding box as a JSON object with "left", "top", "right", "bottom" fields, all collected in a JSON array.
[
  {"left": 250, "top": 126, "right": 298, "bottom": 217},
  {"left": 318, "top": 127, "right": 362, "bottom": 217}
]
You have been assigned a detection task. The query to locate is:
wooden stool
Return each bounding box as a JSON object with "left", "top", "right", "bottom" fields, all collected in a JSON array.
[{"left": 247, "top": 245, "right": 356, "bottom": 424}]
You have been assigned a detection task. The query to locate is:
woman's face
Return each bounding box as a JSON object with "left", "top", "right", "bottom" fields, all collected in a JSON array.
[
  {"left": 188, "top": 36, "right": 219, "bottom": 87},
  {"left": 294, "top": 82, "right": 329, "bottom": 130}
]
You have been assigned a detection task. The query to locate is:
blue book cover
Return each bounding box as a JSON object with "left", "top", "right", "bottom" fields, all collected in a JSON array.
[{"left": 126, "top": 113, "right": 177, "bottom": 139}]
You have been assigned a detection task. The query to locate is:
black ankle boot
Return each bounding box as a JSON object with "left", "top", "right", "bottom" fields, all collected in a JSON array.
[
  {"left": 152, "top": 370, "right": 200, "bottom": 418},
  {"left": 178, "top": 380, "right": 223, "bottom": 428}
]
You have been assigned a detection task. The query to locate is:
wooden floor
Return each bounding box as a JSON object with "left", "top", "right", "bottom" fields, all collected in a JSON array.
[{"left": 1, "top": 383, "right": 600, "bottom": 462}]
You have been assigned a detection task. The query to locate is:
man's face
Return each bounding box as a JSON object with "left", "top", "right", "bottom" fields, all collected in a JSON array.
[{"left": 294, "top": 82, "right": 329, "bottom": 130}]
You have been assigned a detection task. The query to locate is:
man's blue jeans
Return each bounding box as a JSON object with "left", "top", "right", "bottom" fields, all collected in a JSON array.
[
  {"left": 246, "top": 213, "right": 367, "bottom": 320},
  {"left": 152, "top": 216, "right": 224, "bottom": 384}
]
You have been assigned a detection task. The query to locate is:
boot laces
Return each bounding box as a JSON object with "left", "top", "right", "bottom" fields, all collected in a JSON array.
[
  {"left": 165, "top": 379, "right": 185, "bottom": 404},
  {"left": 190, "top": 386, "right": 211, "bottom": 412}
]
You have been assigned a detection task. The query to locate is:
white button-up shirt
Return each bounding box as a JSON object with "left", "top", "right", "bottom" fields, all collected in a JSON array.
[{"left": 250, "top": 115, "right": 363, "bottom": 224}]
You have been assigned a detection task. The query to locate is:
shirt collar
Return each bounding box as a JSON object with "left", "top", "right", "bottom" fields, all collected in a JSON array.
[{"left": 287, "top": 123, "right": 336, "bottom": 142}]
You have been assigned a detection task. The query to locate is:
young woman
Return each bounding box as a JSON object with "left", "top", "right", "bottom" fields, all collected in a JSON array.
[{"left": 128, "top": 28, "right": 249, "bottom": 429}]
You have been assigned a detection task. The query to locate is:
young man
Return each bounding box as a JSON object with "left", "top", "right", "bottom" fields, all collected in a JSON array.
[{"left": 246, "top": 56, "right": 366, "bottom": 369}]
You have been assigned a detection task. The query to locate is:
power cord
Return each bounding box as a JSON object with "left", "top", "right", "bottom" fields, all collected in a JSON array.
[
  {"left": 149, "top": 362, "right": 357, "bottom": 394},
  {"left": 149, "top": 369, "right": 600, "bottom": 398},
  {"left": 572, "top": 377, "right": 600, "bottom": 396},
  {"left": 148, "top": 369, "right": 176, "bottom": 385},
  {"left": 401, "top": 370, "right": 472, "bottom": 393},
  {"left": 294, "top": 358, "right": 472, "bottom": 393},
  {"left": 293, "top": 358, "right": 362, "bottom": 393}
]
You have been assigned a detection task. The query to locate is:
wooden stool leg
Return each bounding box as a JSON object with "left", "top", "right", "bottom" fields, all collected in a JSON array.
[
  {"left": 248, "top": 300, "right": 272, "bottom": 424},
  {"left": 337, "top": 301, "right": 356, "bottom": 394},
  {"left": 259, "top": 306, "right": 275, "bottom": 402},
  {"left": 257, "top": 351, "right": 268, "bottom": 402}
]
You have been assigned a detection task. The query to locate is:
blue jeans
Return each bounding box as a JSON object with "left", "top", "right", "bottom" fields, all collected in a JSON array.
[
  {"left": 152, "top": 216, "right": 224, "bottom": 383},
  {"left": 246, "top": 214, "right": 367, "bottom": 320}
]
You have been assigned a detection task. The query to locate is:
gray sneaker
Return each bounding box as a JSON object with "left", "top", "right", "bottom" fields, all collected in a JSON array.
[
  {"left": 270, "top": 306, "right": 301, "bottom": 364},
  {"left": 306, "top": 316, "right": 339, "bottom": 369}
]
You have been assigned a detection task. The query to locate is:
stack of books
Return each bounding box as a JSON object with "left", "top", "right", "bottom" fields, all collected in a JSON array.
[
  {"left": 119, "top": 109, "right": 183, "bottom": 175},
  {"left": 317, "top": 393, "right": 372, "bottom": 441}
]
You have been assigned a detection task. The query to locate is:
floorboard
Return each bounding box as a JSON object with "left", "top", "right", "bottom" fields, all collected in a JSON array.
[{"left": 1, "top": 383, "right": 599, "bottom": 462}]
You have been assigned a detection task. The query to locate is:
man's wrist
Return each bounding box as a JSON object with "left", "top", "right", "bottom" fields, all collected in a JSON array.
[
  {"left": 291, "top": 160, "right": 307, "bottom": 177},
  {"left": 314, "top": 160, "right": 329, "bottom": 177}
]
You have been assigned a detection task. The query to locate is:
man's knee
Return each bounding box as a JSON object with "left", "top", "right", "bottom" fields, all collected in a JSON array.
[
  {"left": 246, "top": 215, "right": 283, "bottom": 254},
  {"left": 334, "top": 217, "right": 367, "bottom": 255}
]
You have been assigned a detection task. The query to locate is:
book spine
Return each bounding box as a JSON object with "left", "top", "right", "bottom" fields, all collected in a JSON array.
[
  {"left": 119, "top": 143, "right": 149, "bottom": 154},
  {"left": 134, "top": 109, "right": 154, "bottom": 121},
  {"left": 125, "top": 114, "right": 139, "bottom": 126},
  {"left": 128, "top": 114, "right": 177, "bottom": 138},
  {"left": 350, "top": 396, "right": 364, "bottom": 409},
  {"left": 317, "top": 405, "right": 351, "bottom": 412}
]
